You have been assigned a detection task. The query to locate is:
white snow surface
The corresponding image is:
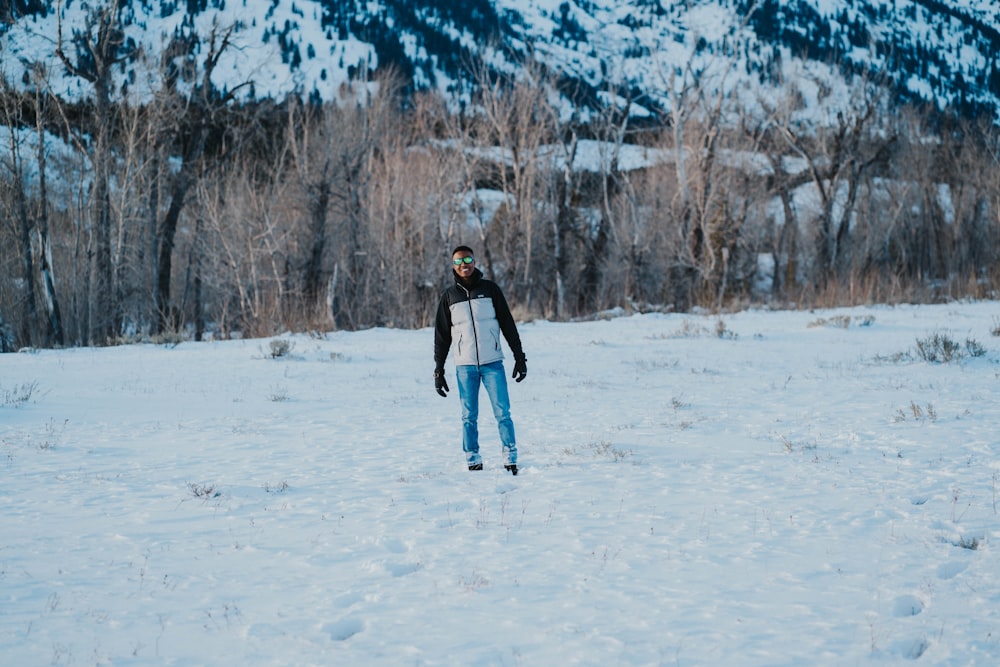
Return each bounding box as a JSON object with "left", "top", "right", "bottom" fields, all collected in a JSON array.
[
  {"left": 5, "top": 0, "right": 999, "bottom": 119},
  {"left": 2, "top": 302, "right": 1000, "bottom": 666}
]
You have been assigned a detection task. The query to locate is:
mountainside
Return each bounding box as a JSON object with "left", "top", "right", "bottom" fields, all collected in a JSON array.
[{"left": 2, "top": 0, "right": 999, "bottom": 121}]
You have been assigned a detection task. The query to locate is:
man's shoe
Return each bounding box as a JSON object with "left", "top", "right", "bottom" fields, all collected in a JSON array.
[
  {"left": 468, "top": 463, "right": 483, "bottom": 471},
  {"left": 505, "top": 464, "right": 518, "bottom": 476}
]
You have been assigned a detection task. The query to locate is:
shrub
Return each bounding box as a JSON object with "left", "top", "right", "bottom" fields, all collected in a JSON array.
[
  {"left": 915, "top": 331, "right": 986, "bottom": 363},
  {"left": 808, "top": 314, "right": 875, "bottom": 329},
  {"left": 268, "top": 339, "right": 294, "bottom": 358},
  {"left": 268, "top": 385, "right": 290, "bottom": 402},
  {"left": 1, "top": 381, "right": 38, "bottom": 407},
  {"left": 715, "top": 319, "right": 738, "bottom": 339},
  {"left": 188, "top": 482, "right": 221, "bottom": 498}
]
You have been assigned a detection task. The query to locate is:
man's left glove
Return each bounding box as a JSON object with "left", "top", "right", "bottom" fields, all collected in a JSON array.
[
  {"left": 512, "top": 356, "right": 527, "bottom": 383},
  {"left": 434, "top": 368, "right": 449, "bottom": 397}
]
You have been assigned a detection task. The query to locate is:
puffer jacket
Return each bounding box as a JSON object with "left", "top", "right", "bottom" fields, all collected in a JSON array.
[{"left": 434, "top": 268, "right": 524, "bottom": 369}]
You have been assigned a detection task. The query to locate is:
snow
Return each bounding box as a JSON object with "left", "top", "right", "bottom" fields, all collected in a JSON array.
[
  {"left": 5, "top": 0, "right": 1000, "bottom": 121},
  {"left": 2, "top": 301, "right": 1000, "bottom": 665}
]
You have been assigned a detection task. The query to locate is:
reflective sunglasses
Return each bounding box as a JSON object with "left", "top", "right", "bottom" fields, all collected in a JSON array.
[{"left": 452, "top": 256, "right": 475, "bottom": 265}]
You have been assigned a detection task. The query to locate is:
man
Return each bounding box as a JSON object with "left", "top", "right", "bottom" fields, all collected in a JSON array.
[{"left": 433, "top": 246, "right": 527, "bottom": 475}]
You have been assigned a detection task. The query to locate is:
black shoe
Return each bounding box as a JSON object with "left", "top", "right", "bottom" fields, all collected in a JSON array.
[
  {"left": 468, "top": 463, "right": 483, "bottom": 471},
  {"left": 505, "top": 464, "right": 518, "bottom": 476}
]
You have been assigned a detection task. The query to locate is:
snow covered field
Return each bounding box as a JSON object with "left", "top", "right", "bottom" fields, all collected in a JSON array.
[{"left": 2, "top": 302, "right": 999, "bottom": 666}]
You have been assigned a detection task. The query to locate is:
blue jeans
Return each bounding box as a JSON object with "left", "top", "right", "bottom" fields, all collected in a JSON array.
[{"left": 456, "top": 361, "right": 517, "bottom": 466}]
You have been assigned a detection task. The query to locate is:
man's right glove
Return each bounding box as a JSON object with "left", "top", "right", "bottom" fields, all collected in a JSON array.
[{"left": 434, "top": 368, "right": 449, "bottom": 397}]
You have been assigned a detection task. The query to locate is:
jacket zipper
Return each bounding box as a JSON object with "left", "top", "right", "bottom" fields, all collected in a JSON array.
[{"left": 459, "top": 282, "right": 481, "bottom": 367}]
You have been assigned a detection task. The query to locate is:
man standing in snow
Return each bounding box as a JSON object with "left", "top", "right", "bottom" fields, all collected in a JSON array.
[{"left": 433, "top": 246, "right": 527, "bottom": 475}]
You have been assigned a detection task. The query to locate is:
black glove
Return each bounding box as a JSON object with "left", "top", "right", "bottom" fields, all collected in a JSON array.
[
  {"left": 434, "top": 368, "right": 449, "bottom": 397},
  {"left": 512, "top": 356, "right": 527, "bottom": 383}
]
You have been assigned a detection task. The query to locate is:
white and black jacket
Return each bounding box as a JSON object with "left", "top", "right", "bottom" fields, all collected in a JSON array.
[{"left": 434, "top": 268, "right": 525, "bottom": 369}]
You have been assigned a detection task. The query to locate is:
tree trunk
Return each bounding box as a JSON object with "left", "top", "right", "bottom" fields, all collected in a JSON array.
[
  {"left": 156, "top": 168, "right": 193, "bottom": 333},
  {"left": 302, "top": 163, "right": 332, "bottom": 308},
  {"left": 16, "top": 174, "right": 39, "bottom": 348},
  {"left": 3, "top": 88, "right": 40, "bottom": 347},
  {"left": 153, "top": 25, "right": 241, "bottom": 334},
  {"left": 56, "top": 1, "right": 125, "bottom": 344},
  {"left": 32, "top": 90, "right": 63, "bottom": 346}
]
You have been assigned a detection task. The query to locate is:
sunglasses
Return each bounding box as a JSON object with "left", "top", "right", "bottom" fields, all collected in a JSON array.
[{"left": 452, "top": 257, "right": 475, "bottom": 265}]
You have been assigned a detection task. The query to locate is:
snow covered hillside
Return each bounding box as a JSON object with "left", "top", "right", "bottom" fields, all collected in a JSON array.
[{"left": 2, "top": 0, "right": 999, "bottom": 121}]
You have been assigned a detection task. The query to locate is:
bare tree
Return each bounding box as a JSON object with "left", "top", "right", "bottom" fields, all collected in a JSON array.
[
  {"left": 195, "top": 154, "right": 292, "bottom": 338},
  {"left": 55, "top": 0, "right": 132, "bottom": 344},
  {"left": 929, "top": 118, "right": 1000, "bottom": 288},
  {"left": 153, "top": 22, "right": 246, "bottom": 334},
  {"left": 550, "top": 121, "right": 579, "bottom": 318},
  {"left": 773, "top": 80, "right": 895, "bottom": 289},
  {"left": 364, "top": 91, "right": 470, "bottom": 327},
  {"left": 438, "top": 94, "right": 494, "bottom": 265},
  {"left": 470, "top": 58, "right": 558, "bottom": 308},
  {"left": 284, "top": 96, "right": 330, "bottom": 322},
  {"left": 281, "top": 74, "right": 404, "bottom": 329},
  {"left": 29, "top": 74, "right": 64, "bottom": 346},
  {"left": 869, "top": 111, "right": 1000, "bottom": 299},
  {"left": 1, "top": 81, "right": 40, "bottom": 347},
  {"left": 630, "top": 18, "right": 760, "bottom": 312},
  {"left": 580, "top": 95, "right": 631, "bottom": 314},
  {"left": 279, "top": 71, "right": 395, "bottom": 330},
  {"left": 749, "top": 91, "right": 815, "bottom": 300}
]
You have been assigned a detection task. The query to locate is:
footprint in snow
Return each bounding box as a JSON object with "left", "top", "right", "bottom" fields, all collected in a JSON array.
[
  {"left": 893, "top": 594, "right": 924, "bottom": 617},
  {"left": 937, "top": 560, "right": 968, "bottom": 580},
  {"left": 893, "top": 636, "right": 930, "bottom": 660},
  {"left": 386, "top": 560, "right": 422, "bottom": 577},
  {"left": 326, "top": 617, "right": 365, "bottom": 642}
]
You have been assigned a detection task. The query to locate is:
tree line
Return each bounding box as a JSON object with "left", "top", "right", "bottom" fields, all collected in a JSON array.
[{"left": 2, "top": 7, "right": 1000, "bottom": 350}]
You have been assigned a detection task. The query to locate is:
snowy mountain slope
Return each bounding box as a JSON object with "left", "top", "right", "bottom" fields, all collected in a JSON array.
[{"left": 1, "top": 0, "right": 998, "bottom": 121}]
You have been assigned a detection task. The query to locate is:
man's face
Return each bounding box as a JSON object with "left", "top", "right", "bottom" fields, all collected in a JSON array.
[{"left": 452, "top": 250, "right": 475, "bottom": 280}]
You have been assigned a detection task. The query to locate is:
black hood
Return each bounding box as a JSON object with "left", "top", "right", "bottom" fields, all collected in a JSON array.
[{"left": 451, "top": 266, "right": 483, "bottom": 289}]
